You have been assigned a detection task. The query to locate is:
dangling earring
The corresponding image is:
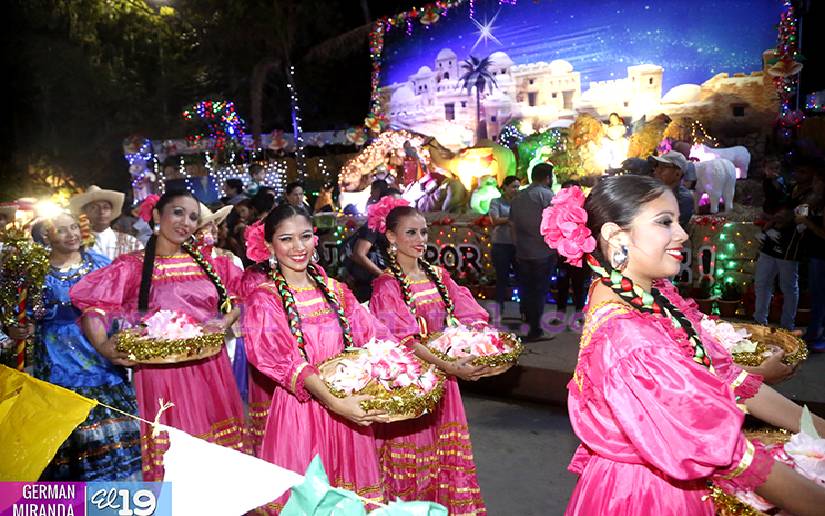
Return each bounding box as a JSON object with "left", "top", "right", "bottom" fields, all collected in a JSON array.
[
  {"left": 389, "top": 243, "right": 398, "bottom": 258},
  {"left": 269, "top": 254, "right": 278, "bottom": 269},
  {"left": 153, "top": 223, "right": 160, "bottom": 235},
  {"left": 610, "top": 245, "right": 629, "bottom": 270},
  {"left": 312, "top": 250, "right": 320, "bottom": 263}
]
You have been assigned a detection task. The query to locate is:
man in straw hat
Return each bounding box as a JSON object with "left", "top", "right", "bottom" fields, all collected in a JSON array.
[
  {"left": 69, "top": 186, "right": 143, "bottom": 260},
  {"left": 652, "top": 151, "right": 695, "bottom": 228}
]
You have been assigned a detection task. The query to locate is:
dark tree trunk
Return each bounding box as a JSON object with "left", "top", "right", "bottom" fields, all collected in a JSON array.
[{"left": 250, "top": 58, "right": 279, "bottom": 147}]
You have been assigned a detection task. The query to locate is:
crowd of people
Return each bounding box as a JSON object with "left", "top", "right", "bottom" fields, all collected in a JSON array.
[{"left": 2, "top": 143, "right": 825, "bottom": 514}]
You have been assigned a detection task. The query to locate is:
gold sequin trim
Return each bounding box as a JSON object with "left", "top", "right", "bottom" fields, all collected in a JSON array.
[
  {"left": 572, "top": 303, "right": 630, "bottom": 392},
  {"left": 731, "top": 369, "right": 750, "bottom": 389},
  {"left": 82, "top": 307, "right": 107, "bottom": 317},
  {"left": 721, "top": 440, "right": 755, "bottom": 479},
  {"left": 154, "top": 260, "right": 196, "bottom": 270},
  {"left": 51, "top": 437, "right": 141, "bottom": 464},
  {"left": 411, "top": 287, "right": 439, "bottom": 300},
  {"left": 291, "top": 362, "right": 311, "bottom": 394},
  {"left": 152, "top": 270, "right": 206, "bottom": 279}
]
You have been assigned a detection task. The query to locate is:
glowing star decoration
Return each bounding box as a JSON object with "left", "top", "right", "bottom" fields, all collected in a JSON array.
[{"left": 470, "top": 11, "right": 503, "bottom": 51}]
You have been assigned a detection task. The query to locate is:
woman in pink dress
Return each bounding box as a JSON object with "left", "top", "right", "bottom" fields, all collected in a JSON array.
[
  {"left": 242, "top": 204, "right": 390, "bottom": 512},
  {"left": 368, "top": 200, "right": 489, "bottom": 515},
  {"left": 71, "top": 190, "right": 246, "bottom": 481},
  {"left": 541, "top": 175, "right": 825, "bottom": 515}
]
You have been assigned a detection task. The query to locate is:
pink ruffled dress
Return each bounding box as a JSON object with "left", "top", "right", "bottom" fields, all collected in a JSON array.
[
  {"left": 243, "top": 274, "right": 390, "bottom": 512},
  {"left": 369, "top": 267, "right": 488, "bottom": 515},
  {"left": 70, "top": 252, "right": 246, "bottom": 481},
  {"left": 565, "top": 280, "right": 771, "bottom": 515}
]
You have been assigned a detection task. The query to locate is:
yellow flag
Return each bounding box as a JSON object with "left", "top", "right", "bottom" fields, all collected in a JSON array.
[{"left": 0, "top": 365, "right": 97, "bottom": 481}]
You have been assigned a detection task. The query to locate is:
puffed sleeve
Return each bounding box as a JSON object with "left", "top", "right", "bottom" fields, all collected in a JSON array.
[
  {"left": 655, "top": 280, "right": 763, "bottom": 401},
  {"left": 369, "top": 274, "right": 420, "bottom": 341},
  {"left": 70, "top": 253, "right": 141, "bottom": 326},
  {"left": 242, "top": 287, "right": 316, "bottom": 402},
  {"left": 439, "top": 267, "right": 489, "bottom": 325},
  {"left": 212, "top": 254, "right": 244, "bottom": 298},
  {"left": 337, "top": 280, "right": 394, "bottom": 345},
  {"left": 603, "top": 323, "right": 772, "bottom": 490}
]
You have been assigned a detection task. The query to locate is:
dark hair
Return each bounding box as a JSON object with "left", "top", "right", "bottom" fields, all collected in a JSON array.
[
  {"left": 532, "top": 163, "right": 554, "bottom": 184},
  {"left": 251, "top": 190, "right": 276, "bottom": 217},
  {"left": 583, "top": 175, "right": 712, "bottom": 370},
  {"left": 260, "top": 203, "right": 354, "bottom": 354},
  {"left": 384, "top": 187, "right": 402, "bottom": 197},
  {"left": 370, "top": 179, "right": 389, "bottom": 194},
  {"left": 236, "top": 199, "right": 254, "bottom": 211},
  {"left": 501, "top": 176, "right": 519, "bottom": 188},
  {"left": 249, "top": 163, "right": 264, "bottom": 177},
  {"left": 225, "top": 178, "right": 244, "bottom": 195},
  {"left": 285, "top": 181, "right": 304, "bottom": 195},
  {"left": 584, "top": 175, "right": 668, "bottom": 263},
  {"left": 263, "top": 203, "right": 313, "bottom": 243},
  {"left": 138, "top": 190, "right": 230, "bottom": 314},
  {"left": 562, "top": 179, "right": 581, "bottom": 188},
  {"left": 385, "top": 205, "right": 421, "bottom": 233}
]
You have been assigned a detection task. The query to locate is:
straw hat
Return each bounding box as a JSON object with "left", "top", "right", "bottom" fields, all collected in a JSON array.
[
  {"left": 68, "top": 186, "right": 125, "bottom": 216},
  {"left": 198, "top": 203, "right": 233, "bottom": 229}
]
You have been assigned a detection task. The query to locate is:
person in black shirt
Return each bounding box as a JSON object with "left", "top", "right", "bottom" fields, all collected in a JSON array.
[
  {"left": 796, "top": 163, "right": 825, "bottom": 351},
  {"left": 753, "top": 201, "right": 802, "bottom": 329}
]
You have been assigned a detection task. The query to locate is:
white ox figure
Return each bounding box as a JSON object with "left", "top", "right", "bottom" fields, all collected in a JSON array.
[
  {"left": 694, "top": 158, "right": 736, "bottom": 214},
  {"left": 690, "top": 143, "right": 751, "bottom": 179}
]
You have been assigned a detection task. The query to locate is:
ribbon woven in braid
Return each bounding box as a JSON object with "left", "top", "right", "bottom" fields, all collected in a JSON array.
[
  {"left": 366, "top": 196, "right": 410, "bottom": 233},
  {"left": 539, "top": 186, "right": 596, "bottom": 267},
  {"left": 586, "top": 254, "right": 714, "bottom": 372}
]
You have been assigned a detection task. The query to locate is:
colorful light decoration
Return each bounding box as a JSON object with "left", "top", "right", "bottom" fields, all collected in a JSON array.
[
  {"left": 772, "top": 1, "right": 804, "bottom": 140},
  {"left": 181, "top": 100, "right": 247, "bottom": 152}
]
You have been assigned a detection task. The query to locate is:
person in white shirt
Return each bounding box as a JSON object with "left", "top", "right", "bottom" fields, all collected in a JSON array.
[{"left": 68, "top": 186, "right": 143, "bottom": 260}]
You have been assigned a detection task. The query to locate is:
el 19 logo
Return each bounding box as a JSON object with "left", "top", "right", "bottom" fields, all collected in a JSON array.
[{"left": 86, "top": 482, "right": 171, "bottom": 516}]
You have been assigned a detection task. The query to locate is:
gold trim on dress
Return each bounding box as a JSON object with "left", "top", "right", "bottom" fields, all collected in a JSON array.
[
  {"left": 731, "top": 369, "right": 750, "bottom": 389},
  {"left": 721, "top": 440, "right": 755, "bottom": 479},
  {"left": 291, "top": 362, "right": 310, "bottom": 394}
]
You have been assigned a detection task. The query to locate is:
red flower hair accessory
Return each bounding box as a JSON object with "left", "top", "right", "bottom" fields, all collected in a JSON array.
[
  {"left": 244, "top": 221, "right": 269, "bottom": 263},
  {"left": 540, "top": 186, "right": 596, "bottom": 267},
  {"left": 138, "top": 194, "right": 161, "bottom": 222},
  {"left": 367, "top": 197, "right": 410, "bottom": 233}
]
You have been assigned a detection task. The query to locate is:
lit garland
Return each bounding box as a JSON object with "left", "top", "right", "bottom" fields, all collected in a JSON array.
[
  {"left": 339, "top": 130, "right": 430, "bottom": 188},
  {"left": 498, "top": 123, "right": 525, "bottom": 148},
  {"left": 772, "top": 1, "right": 804, "bottom": 138},
  {"left": 368, "top": 0, "right": 469, "bottom": 119},
  {"left": 181, "top": 100, "right": 247, "bottom": 152},
  {"left": 286, "top": 65, "right": 307, "bottom": 178}
]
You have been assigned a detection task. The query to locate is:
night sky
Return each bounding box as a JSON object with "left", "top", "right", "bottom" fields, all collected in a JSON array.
[{"left": 382, "top": 0, "right": 782, "bottom": 93}]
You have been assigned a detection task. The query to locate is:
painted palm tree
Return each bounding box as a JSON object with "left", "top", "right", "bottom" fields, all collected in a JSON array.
[{"left": 459, "top": 55, "right": 498, "bottom": 141}]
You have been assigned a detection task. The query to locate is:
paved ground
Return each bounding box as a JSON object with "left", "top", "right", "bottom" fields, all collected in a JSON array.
[{"left": 463, "top": 394, "right": 578, "bottom": 516}]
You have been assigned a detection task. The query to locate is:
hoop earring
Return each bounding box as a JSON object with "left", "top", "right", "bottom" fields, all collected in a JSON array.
[
  {"left": 610, "top": 245, "right": 629, "bottom": 271},
  {"left": 269, "top": 254, "right": 278, "bottom": 269}
]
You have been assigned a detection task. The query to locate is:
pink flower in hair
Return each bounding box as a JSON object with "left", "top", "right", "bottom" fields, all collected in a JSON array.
[
  {"left": 540, "top": 186, "right": 596, "bottom": 267},
  {"left": 138, "top": 195, "right": 161, "bottom": 222},
  {"left": 244, "top": 221, "right": 270, "bottom": 263},
  {"left": 367, "top": 197, "right": 410, "bottom": 233}
]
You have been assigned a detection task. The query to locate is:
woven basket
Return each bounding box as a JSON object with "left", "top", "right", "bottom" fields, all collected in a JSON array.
[
  {"left": 318, "top": 351, "right": 446, "bottom": 422},
  {"left": 423, "top": 330, "right": 524, "bottom": 378},
  {"left": 116, "top": 329, "right": 224, "bottom": 364},
  {"left": 731, "top": 323, "right": 807, "bottom": 367}
]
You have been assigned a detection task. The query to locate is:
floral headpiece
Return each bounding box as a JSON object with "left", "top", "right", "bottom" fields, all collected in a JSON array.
[
  {"left": 137, "top": 194, "right": 161, "bottom": 222},
  {"left": 367, "top": 197, "right": 410, "bottom": 233},
  {"left": 539, "top": 186, "right": 596, "bottom": 267},
  {"left": 244, "top": 221, "right": 269, "bottom": 263}
]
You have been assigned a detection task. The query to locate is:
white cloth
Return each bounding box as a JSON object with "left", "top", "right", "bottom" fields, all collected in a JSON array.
[
  {"left": 162, "top": 426, "right": 303, "bottom": 516},
  {"left": 92, "top": 227, "right": 143, "bottom": 260}
]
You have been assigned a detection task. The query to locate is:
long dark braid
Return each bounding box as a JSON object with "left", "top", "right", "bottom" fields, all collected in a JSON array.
[
  {"left": 138, "top": 234, "right": 157, "bottom": 312},
  {"left": 267, "top": 262, "right": 353, "bottom": 361},
  {"left": 386, "top": 250, "right": 458, "bottom": 328},
  {"left": 182, "top": 240, "right": 232, "bottom": 314},
  {"left": 587, "top": 254, "right": 712, "bottom": 371}
]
